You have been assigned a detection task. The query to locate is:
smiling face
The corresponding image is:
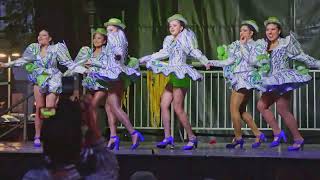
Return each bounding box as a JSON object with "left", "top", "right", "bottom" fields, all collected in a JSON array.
[
  {"left": 240, "top": 25, "right": 254, "bottom": 41},
  {"left": 93, "top": 33, "right": 106, "bottom": 48},
  {"left": 169, "top": 20, "right": 184, "bottom": 37},
  {"left": 266, "top": 23, "right": 281, "bottom": 42},
  {"left": 37, "top": 30, "right": 52, "bottom": 46}
]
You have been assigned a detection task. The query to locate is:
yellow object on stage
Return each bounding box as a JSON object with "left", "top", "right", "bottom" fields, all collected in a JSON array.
[
  {"left": 147, "top": 71, "right": 169, "bottom": 127},
  {"left": 121, "top": 86, "right": 130, "bottom": 109}
]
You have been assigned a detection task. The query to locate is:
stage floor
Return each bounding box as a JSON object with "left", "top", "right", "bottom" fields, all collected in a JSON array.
[
  {"left": 1, "top": 141, "right": 320, "bottom": 160},
  {"left": 1, "top": 141, "right": 320, "bottom": 179}
]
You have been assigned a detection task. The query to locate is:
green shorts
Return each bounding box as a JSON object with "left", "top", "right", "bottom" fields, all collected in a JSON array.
[{"left": 168, "top": 74, "right": 191, "bottom": 88}]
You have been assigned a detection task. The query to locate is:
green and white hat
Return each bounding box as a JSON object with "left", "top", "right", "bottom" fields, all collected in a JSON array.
[
  {"left": 264, "top": 16, "right": 281, "bottom": 26},
  {"left": 104, "top": 18, "right": 126, "bottom": 29},
  {"left": 241, "top": 19, "right": 259, "bottom": 32},
  {"left": 94, "top": 28, "right": 107, "bottom": 36},
  {"left": 167, "top": 14, "right": 188, "bottom": 25}
]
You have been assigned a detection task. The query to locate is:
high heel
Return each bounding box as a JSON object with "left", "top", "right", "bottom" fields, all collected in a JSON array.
[
  {"left": 106, "top": 136, "right": 120, "bottom": 150},
  {"left": 182, "top": 137, "right": 198, "bottom": 150},
  {"left": 156, "top": 136, "right": 174, "bottom": 149},
  {"left": 226, "top": 138, "right": 244, "bottom": 149},
  {"left": 130, "top": 130, "right": 145, "bottom": 150},
  {"left": 269, "top": 130, "right": 287, "bottom": 148},
  {"left": 288, "top": 139, "right": 304, "bottom": 151},
  {"left": 34, "top": 137, "right": 41, "bottom": 147},
  {"left": 252, "top": 133, "right": 267, "bottom": 148}
]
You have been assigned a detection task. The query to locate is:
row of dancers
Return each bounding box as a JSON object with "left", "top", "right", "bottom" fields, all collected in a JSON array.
[{"left": 1, "top": 14, "right": 319, "bottom": 151}]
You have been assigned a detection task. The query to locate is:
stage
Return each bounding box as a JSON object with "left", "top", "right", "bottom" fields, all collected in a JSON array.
[{"left": 1, "top": 141, "right": 320, "bottom": 180}]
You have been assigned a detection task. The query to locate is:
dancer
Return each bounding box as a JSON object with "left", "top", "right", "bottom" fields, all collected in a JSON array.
[
  {"left": 209, "top": 20, "right": 266, "bottom": 149},
  {"left": 65, "top": 28, "right": 109, "bottom": 146},
  {"left": 0, "top": 29, "right": 82, "bottom": 147},
  {"left": 66, "top": 19, "right": 143, "bottom": 150},
  {"left": 139, "top": 14, "right": 211, "bottom": 150},
  {"left": 254, "top": 17, "right": 320, "bottom": 151}
]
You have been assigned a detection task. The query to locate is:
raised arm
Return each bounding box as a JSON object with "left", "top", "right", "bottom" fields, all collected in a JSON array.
[
  {"left": 287, "top": 33, "right": 320, "bottom": 68},
  {"left": 63, "top": 46, "right": 92, "bottom": 76},
  {"left": 139, "top": 36, "right": 171, "bottom": 63},
  {"left": 208, "top": 42, "right": 240, "bottom": 67},
  {"left": 181, "top": 29, "right": 209, "bottom": 65},
  {"left": 56, "top": 43, "right": 87, "bottom": 74},
  {"left": 2, "top": 43, "right": 38, "bottom": 68}
]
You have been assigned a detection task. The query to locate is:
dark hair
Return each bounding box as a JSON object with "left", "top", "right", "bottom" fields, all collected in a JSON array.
[
  {"left": 241, "top": 24, "right": 257, "bottom": 40},
  {"left": 38, "top": 28, "right": 54, "bottom": 44},
  {"left": 264, "top": 22, "right": 285, "bottom": 52},
  {"left": 178, "top": 20, "right": 186, "bottom": 29},
  {"left": 41, "top": 96, "right": 82, "bottom": 167},
  {"left": 115, "top": 25, "right": 124, "bottom": 31}
]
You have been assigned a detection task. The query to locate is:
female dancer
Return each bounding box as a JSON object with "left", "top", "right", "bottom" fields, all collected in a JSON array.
[
  {"left": 255, "top": 17, "right": 320, "bottom": 151},
  {"left": 67, "top": 18, "right": 143, "bottom": 150},
  {"left": 139, "top": 14, "right": 211, "bottom": 150},
  {"left": 0, "top": 29, "right": 81, "bottom": 147},
  {"left": 209, "top": 20, "right": 266, "bottom": 149},
  {"left": 65, "top": 28, "right": 109, "bottom": 146}
]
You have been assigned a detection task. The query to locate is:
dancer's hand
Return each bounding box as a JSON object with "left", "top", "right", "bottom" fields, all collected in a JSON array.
[
  {"left": 205, "top": 64, "right": 212, "bottom": 70},
  {"left": 84, "top": 60, "right": 92, "bottom": 68},
  {"left": 240, "top": 35, "right": 248, "bottom": 44},
  {"left": 139, "top": 55, "right": 152, "bottom": 64},
  {"left": 83, "top": 69, "right": 90, "bottom": 75},
  {"left": 114, "top": 54, "right": 121, "bottom": 61},
  {"left": 139, "top": 58, "right": 145, "bottom": 64}
]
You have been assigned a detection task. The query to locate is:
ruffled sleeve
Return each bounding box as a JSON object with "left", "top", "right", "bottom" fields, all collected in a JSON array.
[
  {"left": 55, "top": 42, "right": 73, "bottom": 66},
  {"left": 74, "top": 46, "right": 92, "bottom": 65},
  {"left": 209, "top": 41, "right": 239, "bottom": 67},
  {"left": 55, "top": 43, "right": 87, "bottom": 75},
  {"left": 250, "top": 39, "right": 269, "bottom": 66},
  {"left": 4, "top": 43, "right": 38, "bottom": 67},
  {"left": 139, "top": 36, "right": 171, "bottom": 63},
  {"left": 63, "top": 46, "right": 93, "bottom": 76},
  {"left": 249, "top": 39, "right": 270, "bottom": 77},
  {"left": 209, "top": 57, "right": 235, "bottom": 67},
  {"left": 107, "top": 31, "right": 128, "bottom": 62},
  {"left": 287, "top": 32, "right": 320, "bottom": 68},
  {"left": 180, "top": 29, "right": 209, "bottom": 65}
]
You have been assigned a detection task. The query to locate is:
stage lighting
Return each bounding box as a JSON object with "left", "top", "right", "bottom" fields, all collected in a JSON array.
[
  {"left": 0, "top": 53, "right": 7, "bottom": 58},
  {"left": 11, "top": 53, "right": 20, "bottom": 57}
]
